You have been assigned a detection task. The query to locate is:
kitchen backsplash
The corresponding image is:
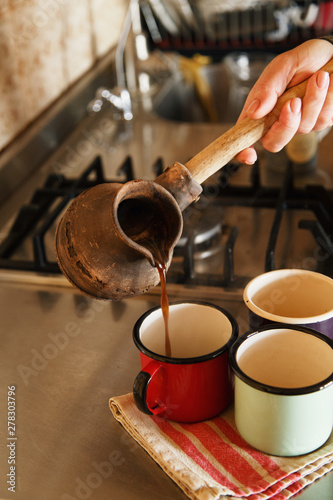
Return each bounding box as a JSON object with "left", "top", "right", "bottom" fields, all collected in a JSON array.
[{"left": 0, "top": 0, "right": 128, "bottom": 152}]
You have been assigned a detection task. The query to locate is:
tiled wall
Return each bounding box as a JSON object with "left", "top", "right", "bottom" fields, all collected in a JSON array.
[{"left": 0, "top": 0, "right": 128, "bottom": 152}]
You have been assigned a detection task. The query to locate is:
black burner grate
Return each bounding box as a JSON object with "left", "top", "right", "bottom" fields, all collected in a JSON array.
[
  {"left": 0, "top": 155, "right": 332, "bottom": 285},
  {"left": 166, "top": 160, "right": 333, "bottom": 287},
  {"left": 0, "top": 156, "right": 131, "bottom": 273}
]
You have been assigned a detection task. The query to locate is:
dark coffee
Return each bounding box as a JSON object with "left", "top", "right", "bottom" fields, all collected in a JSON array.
[
  {"left": 140, "top": 233, "right": 171, "bottom": 358},
  {"left": 118, "top": 199, "right": 172, "bottom": 356},
  {"left": 156, "top": 261, "right": 171, "bottom": 357}
]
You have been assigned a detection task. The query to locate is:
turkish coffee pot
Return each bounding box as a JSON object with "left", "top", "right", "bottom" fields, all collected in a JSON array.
[{"left": 55, "top": 61, "right": 333, "bottom": 300}]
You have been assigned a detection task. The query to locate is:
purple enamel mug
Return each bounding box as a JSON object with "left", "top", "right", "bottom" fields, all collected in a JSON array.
[{"left": 243, "top": 269, "right": 333, "bottom": 339}]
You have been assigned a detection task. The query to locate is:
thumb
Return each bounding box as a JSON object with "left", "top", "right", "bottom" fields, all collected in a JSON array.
[
  {"left": 238, "top": 57, "right": 296, "bottom": 122},
  {"left": 242, "top": 81, "right": 284, "bottom": 121}
]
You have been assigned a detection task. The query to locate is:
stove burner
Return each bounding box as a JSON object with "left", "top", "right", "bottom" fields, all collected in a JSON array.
[
  {"left": 175, "top": 204, "right": 224, "bottom": 258},
  {"left": 0, "top": 155, "right": 332, "bottom": 288}
]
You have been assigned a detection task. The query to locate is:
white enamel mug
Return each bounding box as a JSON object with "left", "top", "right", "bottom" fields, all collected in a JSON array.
[{"left": 229, "top": 324, "right": 333, "bottom": 456}]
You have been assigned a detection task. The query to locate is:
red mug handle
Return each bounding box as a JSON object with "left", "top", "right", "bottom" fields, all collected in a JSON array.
[{"left": 133, "top": 361, "right": 166, "bottom": 416}]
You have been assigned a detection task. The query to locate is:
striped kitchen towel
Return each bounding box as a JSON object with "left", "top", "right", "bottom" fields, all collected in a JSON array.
[{"left": 109, "top": 393, "right": 333, "bottom": 500}]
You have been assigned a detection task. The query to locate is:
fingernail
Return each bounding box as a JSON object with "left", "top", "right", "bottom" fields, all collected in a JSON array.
[
  {"left": 316, "top": 71, "right": 329, "bottom": 89},
  {"left": 290, "top": 97, "right": 302, "bottom": 115},
  {"left": 246, "top": 98, "right": 261, "bottom": 115}
]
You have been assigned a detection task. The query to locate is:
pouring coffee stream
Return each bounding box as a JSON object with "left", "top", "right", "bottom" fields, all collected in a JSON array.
[
  {"left": 55, "top": 59, "right": 333, "bottom": 313},
  {"left": 118, "top": 203, "right": 172, "bottom": 356}
]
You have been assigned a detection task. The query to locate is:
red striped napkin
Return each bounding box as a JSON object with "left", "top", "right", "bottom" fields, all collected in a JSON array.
[{"left": 110, "top": 394, "right": 333, "bottom": 500}]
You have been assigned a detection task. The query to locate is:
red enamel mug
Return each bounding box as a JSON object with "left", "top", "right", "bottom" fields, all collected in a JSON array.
[{"left": 132, "top": 301, "right": 238, "bottom": 423}]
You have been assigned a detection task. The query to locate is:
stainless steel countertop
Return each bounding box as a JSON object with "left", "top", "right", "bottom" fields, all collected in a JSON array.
[
  {"left": 0, "top": 280, "right": 245, "bottom": 500},
  {"left": 0, "top": 280, "right": 332, "bottom": 499}
]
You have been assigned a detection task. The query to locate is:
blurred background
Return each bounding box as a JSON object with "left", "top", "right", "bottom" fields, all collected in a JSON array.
[{"left": 1, "top": 0, "right": 333, "bottom": 153}]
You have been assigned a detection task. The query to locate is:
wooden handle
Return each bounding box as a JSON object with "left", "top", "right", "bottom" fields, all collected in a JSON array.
[{"left": 185, "top": 59, "right": 333, "bottom": 185}]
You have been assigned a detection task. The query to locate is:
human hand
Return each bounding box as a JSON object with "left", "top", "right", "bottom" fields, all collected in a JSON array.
[{"left": 236, "top": 39, "right": 333, "bottom": 165}]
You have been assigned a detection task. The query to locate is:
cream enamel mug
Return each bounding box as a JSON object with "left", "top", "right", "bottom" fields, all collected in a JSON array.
[{"left": 229, "top": 325, "right": 333, "bottom": 456}]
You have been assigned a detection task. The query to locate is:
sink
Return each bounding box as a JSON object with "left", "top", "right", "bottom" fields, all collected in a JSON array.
[
  {"left": 153, "top": 63, "right": 236, "bottom": 124},
  {"left": 152, "top": 53, "right": 274, "bottom": 124}
]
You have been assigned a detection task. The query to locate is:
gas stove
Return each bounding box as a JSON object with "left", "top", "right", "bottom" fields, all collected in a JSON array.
[{"left": 0, "top": 123, "right": 332, "bottom": 294}]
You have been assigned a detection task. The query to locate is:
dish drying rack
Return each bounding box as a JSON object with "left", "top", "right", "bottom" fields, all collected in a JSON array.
[{"left": 139, "top": 0, "right": 333, "bottom": 56}]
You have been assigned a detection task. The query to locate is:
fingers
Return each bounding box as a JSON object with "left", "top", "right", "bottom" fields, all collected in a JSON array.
[
  {"left": 298, "top": 71, "right": 330, "bottom": 134},
  {"left": 235, "top": 39, "right": 333, "bottom": 164},
  {"left": 235, "top": 147, "right": 257, "bottom": 165},
  {"left": 237, "top": 69, "right": 287, "bottom": 124},
  {"left": 313, "top": 73, "right": 333, "bottom": 130},
  {"left": 240, "top": 39, "right": 333, "bottom": 125},
  {"left": 237, "top": 51, "right": 298, "bottom": 123},
  {"left": 238, "top": 85, "right": 279, "bottom": 123},
  {"left": 238, "top": 76, "right": 333, "bottom": 161},
  {"left": 261, "top": 71, "right": 333, "bottom": 153},
  {"left": 261, "top": 98, "right": 302, "bottom": 153},
  {"left": 237, "top": 98, "right": 302, "bottom": 162}
]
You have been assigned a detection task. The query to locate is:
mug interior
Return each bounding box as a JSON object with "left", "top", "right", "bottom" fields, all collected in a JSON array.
[
  {"left": 235, "top": 327, "right": 333, "bottom": 390},
  {"left": 244, "top": 269, "right": 333, "bottom": 323},
  {"left": 138, "top": 302, "right": 235, "bottom": 359}
]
